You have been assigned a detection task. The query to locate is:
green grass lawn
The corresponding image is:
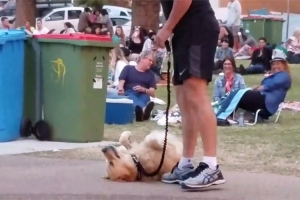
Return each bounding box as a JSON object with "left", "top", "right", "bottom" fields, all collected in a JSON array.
[{"left": 104, "top": 60, "right": 300, "bottom": 176}]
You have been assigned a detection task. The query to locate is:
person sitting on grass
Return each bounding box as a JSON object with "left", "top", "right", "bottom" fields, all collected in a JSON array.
[
  {"left": 239, "top": 37, "right": 272, "bottom": 75},
  {"left": 213, "top": 57, "right": 246, "bottom": 102},
  {"left": 237, "top": 49, "right": 291, "bottom": 119},
  {"left": 214, "top": 38, "right": 234, "bottom": 72},
  {"left": 234, "top": 30, "right": 258, "bottom": 58},
  {"left": 284, "top": 29, "right": 300, "bottom": 64},
  {"left": 117, "top": 50, "right": 156, "bottom": 122}
]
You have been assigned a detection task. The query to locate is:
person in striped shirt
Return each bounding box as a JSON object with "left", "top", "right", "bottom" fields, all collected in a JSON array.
[{"left": 285, "top": 29, "right": 300, "bottom": 64}]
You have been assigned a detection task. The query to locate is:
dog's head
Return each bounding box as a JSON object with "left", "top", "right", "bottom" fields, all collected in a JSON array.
[{"left": 102, "top": 145, "right": 138, "bottom": 181}]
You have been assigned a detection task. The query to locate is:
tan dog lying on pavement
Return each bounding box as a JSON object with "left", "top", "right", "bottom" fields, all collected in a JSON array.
[{"left": 102, "top": 130, "right": 182, "bottom": 182}]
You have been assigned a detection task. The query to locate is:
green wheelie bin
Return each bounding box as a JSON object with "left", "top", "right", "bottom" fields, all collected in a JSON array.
[
  {"left": 34, "top": 34, "right": 116, "bottom": 142},
  {"left": 242, "top": 16, "right": 266, "bottom": 41},
  {"left": 22, "top": 36, "right": 38, "bottom": 138},
  {"left": 264, "top": 17, "right": 285, "bottom": 45}
]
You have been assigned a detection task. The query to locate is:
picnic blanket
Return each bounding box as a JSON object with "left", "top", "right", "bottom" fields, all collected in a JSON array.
[
  {"left": 282, "top": 101, "right": 300, "bottom": 112},
  {"left": 153, "top": 88, "right": 251, "bottom": 126},
  {"left": 213, "top": 88, "right": 251, "bottom": 120}
]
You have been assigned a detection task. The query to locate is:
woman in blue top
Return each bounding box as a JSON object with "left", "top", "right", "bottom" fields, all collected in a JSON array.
[
  {"left": 237, "top": 50, "right": 292, "bottom": 118},
  {"left": 213, "top": 57, "right": 246, "bottom": 102}
]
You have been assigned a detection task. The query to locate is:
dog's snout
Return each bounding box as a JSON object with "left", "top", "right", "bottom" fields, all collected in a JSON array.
[{"left": 102, "top": 147, "right": 108, "bottom": 153}]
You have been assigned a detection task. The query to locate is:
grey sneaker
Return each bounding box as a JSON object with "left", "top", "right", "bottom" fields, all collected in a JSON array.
[
  {"left": 180, "top": 162, "right": 226, "bottom": 190},
  {"left": 161, "top": 163, "right": 194, "bottom": 184}
]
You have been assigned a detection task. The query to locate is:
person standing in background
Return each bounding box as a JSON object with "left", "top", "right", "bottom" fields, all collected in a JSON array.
[{"left": 227, "top": 0, "right": 242, "bottom": 52}]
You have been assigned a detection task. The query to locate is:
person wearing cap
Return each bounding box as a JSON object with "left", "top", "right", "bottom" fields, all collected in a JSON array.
[
  {"left": 239, "top": 37, "right": 272, "bottom": 75},
  {"left": 236, "top": 49, "right": 291, "bottom": 118}
]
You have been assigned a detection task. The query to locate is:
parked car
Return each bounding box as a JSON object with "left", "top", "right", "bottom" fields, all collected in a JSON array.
[
  {"left": 41, "top": 6, "right": 83, "bottom": 33},
  {"left": 0, "top": 0, "right": 73, "bottom": 18},
  {"left": 103, "top": 5, "right": 131, "bottom": 18}
]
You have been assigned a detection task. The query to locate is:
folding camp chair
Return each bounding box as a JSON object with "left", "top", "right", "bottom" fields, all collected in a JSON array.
[{"left": 233, "top": 103, "right": 283, "bottom": 126}]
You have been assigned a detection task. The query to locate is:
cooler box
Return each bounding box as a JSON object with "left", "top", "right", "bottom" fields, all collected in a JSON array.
[
  {"left": 105, "top": 98, "right": 134, "bottom": 125},
  {"left": 0, "top": 30, "right": 26, "bottom": 142}
]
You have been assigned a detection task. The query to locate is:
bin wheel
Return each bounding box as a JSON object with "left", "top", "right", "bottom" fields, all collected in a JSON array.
[
  {"left": 33, "top": 120, "right": 52, "bottom": 141},
  {"left": 20, "top": 118, "right": 32, "bottom": 137}
]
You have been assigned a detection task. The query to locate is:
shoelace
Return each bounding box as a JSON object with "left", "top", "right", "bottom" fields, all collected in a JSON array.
[{"left": 188, "top": 162, "right": 210, "bottom": 178}]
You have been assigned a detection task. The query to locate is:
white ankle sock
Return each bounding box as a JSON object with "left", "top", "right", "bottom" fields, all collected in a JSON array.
[
  {"left": 202, "top": 156, "right": 217, "bottom": 169},
  {"left": 178, "top": 157, "right": 193, "bottom": 170}
]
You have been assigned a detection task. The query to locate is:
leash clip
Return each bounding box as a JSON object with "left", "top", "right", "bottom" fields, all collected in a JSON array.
[{"left": 131, "top": 154, "right": 139, "bottom": 163}]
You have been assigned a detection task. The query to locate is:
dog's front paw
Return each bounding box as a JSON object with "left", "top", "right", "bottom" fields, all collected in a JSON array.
[{"left": 119, "top": 131, "right": 132, "bottom": 149}]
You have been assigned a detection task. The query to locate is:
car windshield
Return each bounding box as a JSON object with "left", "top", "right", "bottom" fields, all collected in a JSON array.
[
  {"left": 127, "top": 11, "right": 132, "bottom": 17},
  {"left": 3, "top": 0, "right": 15, "bottom": 8},
  {"left": 0, "top": 8, "right": 14, "bottom": 17},
  {"left": 39, "top": 7, "right": 54, "bottom": 18}
]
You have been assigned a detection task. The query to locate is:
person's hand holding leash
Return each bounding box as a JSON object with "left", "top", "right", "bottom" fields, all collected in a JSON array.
[{"left": 155, "top": 26, "right": 172, "bottom": 48}]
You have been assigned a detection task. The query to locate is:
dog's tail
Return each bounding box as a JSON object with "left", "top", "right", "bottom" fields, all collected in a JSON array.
[{"left": 119, "top": 131, "right": 132, "bottom": 150}]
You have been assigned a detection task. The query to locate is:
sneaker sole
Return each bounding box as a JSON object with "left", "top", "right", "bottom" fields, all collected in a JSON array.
[
  {"left": 180, "top": 179, "right": 226, "bottom": 190},
  {"left": 143, "top": 102, "right": 154, "bottom": 120},
  {"left": 161, "top": 179, "right": 181, "bottom": 184}
]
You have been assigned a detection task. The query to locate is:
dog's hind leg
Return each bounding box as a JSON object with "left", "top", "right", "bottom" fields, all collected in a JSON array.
[
  {"left": 119, "top": 131, "right": 132, "bottom": 150},
  {"left": 145, "top": 130, "right": 182, "bottom": 151}
]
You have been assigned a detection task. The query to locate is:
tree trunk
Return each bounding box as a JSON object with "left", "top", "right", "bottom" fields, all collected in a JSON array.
[
  {"left": 131, "top": 0, "right": 160, "bottom": 35},
  {"left": 16, "top": 0, "right": 36, "bottom": 28}
]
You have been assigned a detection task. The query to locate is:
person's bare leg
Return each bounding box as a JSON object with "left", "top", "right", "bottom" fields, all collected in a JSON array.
[
  {"left": 161, "top": 85, "right": 198, "bottom": 184},
  {"left": 184, "top": 77, "right": 217, "bottom": 158},
  {"left": 175, "top": 86, "right": 198, "bottom": 169},
  {"left": 179, "top": 76, "right": 225, "bottom": 189},
  {"left": 234, "top": 36, "right": 240, "bottom": 52}
]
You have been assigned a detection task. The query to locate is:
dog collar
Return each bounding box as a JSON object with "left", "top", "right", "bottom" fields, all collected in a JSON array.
[{"left": 131, "top": 154, "right": 142, "bottom": 180}]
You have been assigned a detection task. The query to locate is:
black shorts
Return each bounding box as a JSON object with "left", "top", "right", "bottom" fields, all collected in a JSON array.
[{"left": 171, "top": 30, "right": 219, "bottom": 85}]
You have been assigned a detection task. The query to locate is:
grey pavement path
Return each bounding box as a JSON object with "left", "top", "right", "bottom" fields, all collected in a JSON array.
[
  {"left": 0, "top": 138, "right": 117, "bottom": 155},
  {"left": 0, "top": 155, "right": 299, "bottom": 200}
]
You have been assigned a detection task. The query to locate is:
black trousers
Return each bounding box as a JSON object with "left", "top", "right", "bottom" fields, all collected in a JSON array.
[{"left": 238, "top": 90, "right": 271, "bottom": 118}]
